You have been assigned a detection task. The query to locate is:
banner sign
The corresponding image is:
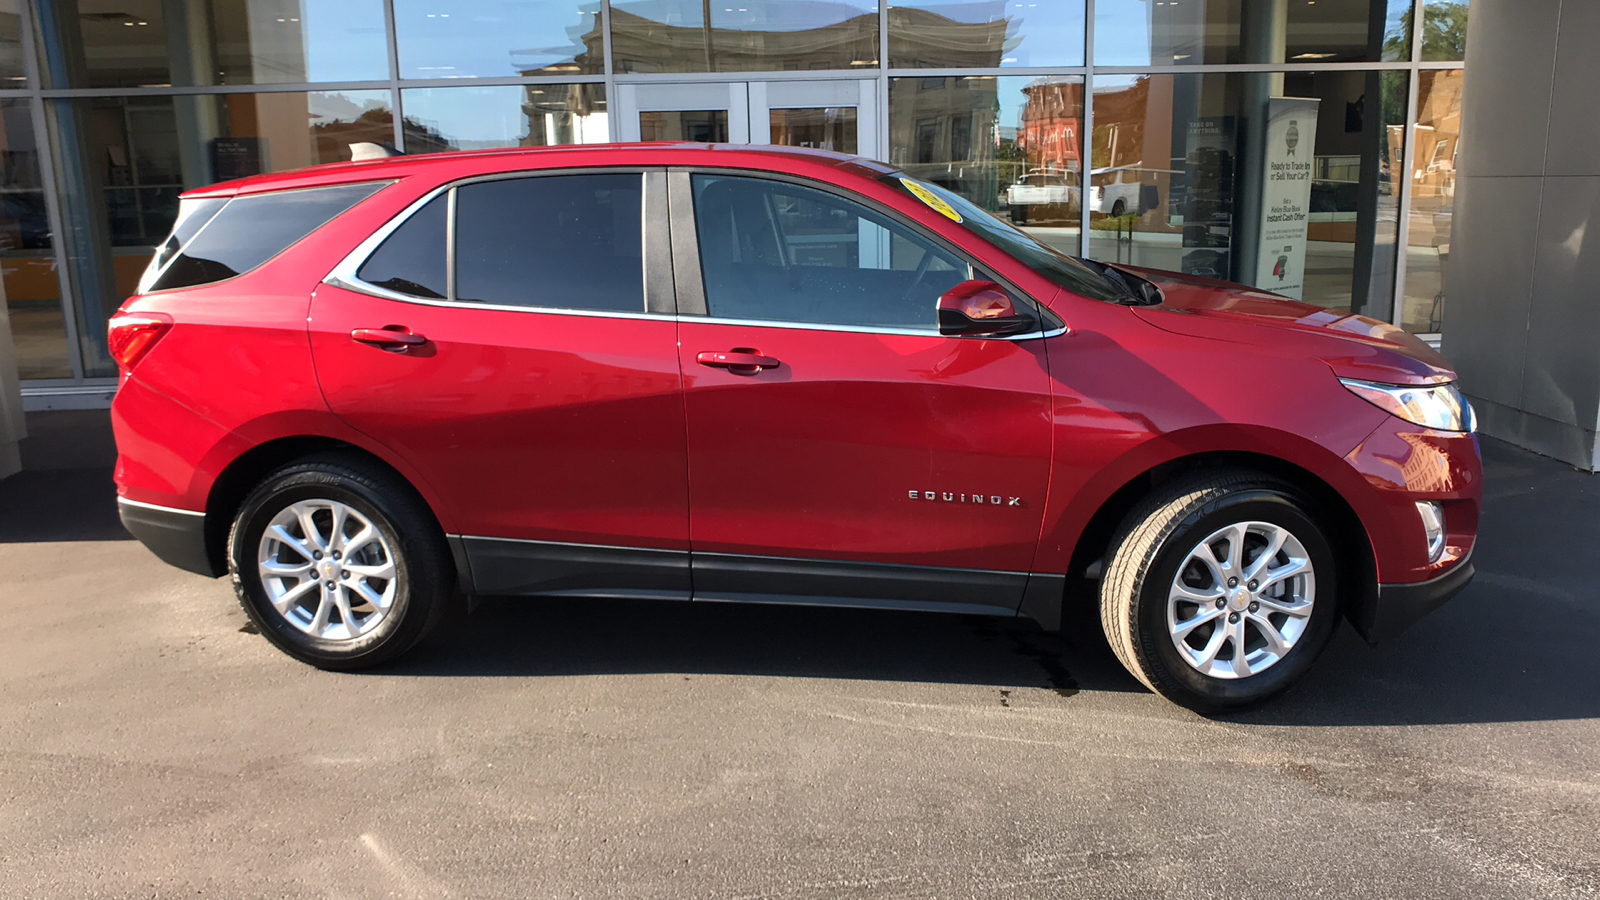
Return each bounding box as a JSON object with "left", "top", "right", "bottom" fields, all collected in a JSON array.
[
  {"left": 1252, "top": 97, "right": 1319, "bottom": 301},
  {"left": 1180, "top": 116, "right": 1237, "bottom": 281}
]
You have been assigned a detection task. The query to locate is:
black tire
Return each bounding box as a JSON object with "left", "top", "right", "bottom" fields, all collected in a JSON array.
[
  {"left": 1100, "top": 470, "right": 1340, "bottom": 712},
  {"left": 1110, "top": 198, "right": 1127, "bottom": 217},
  {"left": 228, "top": 452, "right": 454, "bottom": 670}
]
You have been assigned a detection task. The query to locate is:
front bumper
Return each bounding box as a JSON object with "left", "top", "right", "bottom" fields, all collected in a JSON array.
[
  {"left": 1351, "top": 552, "right": 1475, "bottom": 644},
  {"left": 118, "top": 499, "right": 222, "bottom": 577}
]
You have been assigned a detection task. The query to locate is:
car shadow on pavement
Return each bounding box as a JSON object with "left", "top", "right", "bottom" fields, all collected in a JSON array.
[
  {"left": 0, "top": 469, "right": 129, "bottom": 543},
  {"left": 392, "top": 595, "right": 1144, "bottom": 698}
]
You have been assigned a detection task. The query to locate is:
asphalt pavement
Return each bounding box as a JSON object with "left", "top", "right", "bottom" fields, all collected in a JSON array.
[{"left": 0, "top": 435, "right": 1596, "bottom": 898}]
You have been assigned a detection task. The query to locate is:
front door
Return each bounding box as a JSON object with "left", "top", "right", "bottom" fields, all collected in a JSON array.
[
  {"left": 671, "top": 171, "right": 1054, "bottom": 614},
  {"left": 616, "top": 79, "right": 878, "bottom": 157}
]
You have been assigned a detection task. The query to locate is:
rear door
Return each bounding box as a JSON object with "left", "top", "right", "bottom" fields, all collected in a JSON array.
[
  {"left": 311, "top": 169, "right": 691, "bottom": 599},
  {"left": 672, "top": 170, "right": 1055, "bottom": 613}
]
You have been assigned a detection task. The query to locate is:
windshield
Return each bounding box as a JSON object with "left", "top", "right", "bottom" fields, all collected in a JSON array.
[{"left": 884, "top": 175, "right": 1126, "bottom": 304}]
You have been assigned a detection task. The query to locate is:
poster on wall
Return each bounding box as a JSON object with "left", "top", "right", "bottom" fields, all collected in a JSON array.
[
  {"left": 1251, "top": 97, "right": 1320, "bottom": 301},
  {"left": 1180, "top": 116, "right": 1236, "bottom": 280},
  {"left": 211, "top": 137, "right": 268, "bottom": 181}
]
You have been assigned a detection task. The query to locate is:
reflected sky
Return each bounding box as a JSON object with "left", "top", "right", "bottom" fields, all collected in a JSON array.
[
  {"left": 1093, "top": 0, "right": 1412, "bottom": 66},
  {"left": 394, "top": 0, "right": 602, "bottom": 78},
  {"left": 890, "top": 1, "right": 1084, "bottom": 67},
  {"left": 613, "top": 0, "right": 879, "bottom": 31}
]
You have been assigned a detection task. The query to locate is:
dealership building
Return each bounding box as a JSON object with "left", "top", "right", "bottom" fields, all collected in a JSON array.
[{"left": 0, "top": 0, "right": 1595, "bottom": 474}]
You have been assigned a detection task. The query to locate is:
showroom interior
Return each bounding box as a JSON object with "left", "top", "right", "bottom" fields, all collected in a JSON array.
[{"left": 6, "top": 0, "right": 1595, "bottom": 473}]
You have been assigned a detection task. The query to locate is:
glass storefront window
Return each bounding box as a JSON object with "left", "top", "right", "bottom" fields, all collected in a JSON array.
[
  {"left": 887, "top": 1, "right": 1085, "bottom": 68},
  {"left": 400, "top": 85, "right": 607, "bottom": 152},
  {"left": 1422, "top": 0, "right": 1469, "bottom": 61},
  {"left": 49, "top": 90, "right": 393, "bottom": 375},
  {"left": 33, "top": 0, "right": 391, "bottom": 88},
  {"left": 1085, "top": 71, "right": 1406, "bottom": 318},
  {"left": 0, "top": 0, "right": 24, "bottom": 83},
  {"left": 1095, "top": 0, "right": 1412, "bottom": 66},
  {"left": 770, "top": 107, "right": 857, "bottom": 154},
  {"left": 1, "top": 99, "right": 70, "bottom": 380},
  {"left": 889, "top": 76, "right": 1084, "bottom": 258},
  {"left": 1402, "top": 70, "right": 1462, "bottom": 333},
  {"left": 639, "top": 110, "right": 728, "bottom": 142},
  {"left": 394, "top": 0, "right": 602, "bottom": 79},
  {"left": 610, "top": 0, "right": 878, "bottom": 74}
]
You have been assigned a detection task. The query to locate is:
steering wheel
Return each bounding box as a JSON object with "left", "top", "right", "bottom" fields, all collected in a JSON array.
[{"left": 897, "top": 252, "right": 938, "bottom": 307}]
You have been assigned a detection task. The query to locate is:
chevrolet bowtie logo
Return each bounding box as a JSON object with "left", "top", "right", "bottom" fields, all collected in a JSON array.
[{"left": 908, "top": 490, "right": 1022, "bottom": 507}]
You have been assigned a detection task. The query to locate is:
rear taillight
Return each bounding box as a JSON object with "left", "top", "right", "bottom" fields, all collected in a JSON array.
[{"left": 107, "top": 313, "right": 172, "bottom": 369}]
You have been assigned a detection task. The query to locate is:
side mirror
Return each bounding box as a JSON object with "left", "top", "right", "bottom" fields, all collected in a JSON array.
[{"left": 937, "top": 280, "right": 1038, "bottom": 337}]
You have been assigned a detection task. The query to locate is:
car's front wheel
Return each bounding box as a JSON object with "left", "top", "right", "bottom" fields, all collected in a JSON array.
[
  {"left": 228, "top": 453, "right": 453, "bottom": 670},
  {"left": 1100, "top": 470, "right": 1340, "bottom": 712}
]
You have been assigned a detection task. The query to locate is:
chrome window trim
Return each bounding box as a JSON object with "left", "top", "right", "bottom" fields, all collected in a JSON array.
[
  {"left": 685, "top": 315, "right": 1064, "bottom": 341},
  {"left": 312, "top": 283, "right": 1065, "bottom": 339},
  {"left": 321, "top": 275, "right": 679, "bottom": 322},
  {"left": 668, "top": 166, "right": 1067, "bottom": 340},
  {"left": 324, "top": 166, "right": 1067, "bottom": 340},
  {"left": 324, "top": 167, "right": 665, "bottom": 316}
]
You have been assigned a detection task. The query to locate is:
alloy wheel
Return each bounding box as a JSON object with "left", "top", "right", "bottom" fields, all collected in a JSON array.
[
  {"left": 1166, "top": 521, "right": 1316, "bottom": 679},
  {"left": 256, "top": 499, "right": 398, "bottom": 641}
]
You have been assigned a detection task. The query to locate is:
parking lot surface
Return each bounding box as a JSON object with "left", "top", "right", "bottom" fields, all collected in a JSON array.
[{"left": 1, "top": 436, "right": 1596, "bottom": 899}]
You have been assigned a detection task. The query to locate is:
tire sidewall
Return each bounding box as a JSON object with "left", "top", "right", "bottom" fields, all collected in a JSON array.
[
  {"left": 230, "top": 471, "right": 417, "bottom": 665},
  {"left": 1136, "top": 490, "right": 1339, "bottom": 709}
]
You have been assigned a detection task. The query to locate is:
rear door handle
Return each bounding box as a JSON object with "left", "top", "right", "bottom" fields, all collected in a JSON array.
[
  {"left": 696, "top": 349, "right": 780, "bottom": 374},
  {"left": 351, "top": 327, "right": 427, "bottom": 351}
]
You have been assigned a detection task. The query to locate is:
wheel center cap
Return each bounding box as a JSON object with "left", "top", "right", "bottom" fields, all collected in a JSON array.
[
  {"left": 319, "top": 560, "right": 341, "bottom": 580},
  {"left": 1228, "top": 588, "right": 1251, "bottom": 612}
]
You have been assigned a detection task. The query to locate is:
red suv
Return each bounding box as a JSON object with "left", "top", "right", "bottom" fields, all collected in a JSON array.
[{"left": 110, "top": 144, "right": 1480, "bottom": 710}]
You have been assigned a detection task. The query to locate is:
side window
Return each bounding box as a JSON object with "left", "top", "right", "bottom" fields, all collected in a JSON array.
[
  {"left": 454, "top": 173, "right": 644, "bottom": 313},
  {"left": 356, "top": 194, "right": 447, "bottom": 299},
  {"left": 146, "top": 182, "right": 384, "bottom": 292},
  {"left": 691, "top": 174, "right": 969, "bottom": 330}
]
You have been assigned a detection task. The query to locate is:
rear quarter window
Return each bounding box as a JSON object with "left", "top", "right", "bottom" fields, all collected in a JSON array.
[{"left": 142, "top": 182, "right": 385, "bottom": 293}]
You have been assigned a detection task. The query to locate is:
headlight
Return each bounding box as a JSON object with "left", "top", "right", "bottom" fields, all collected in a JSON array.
[{"left": 1339, "top": 378, "right": 1477, "bottom": 432}]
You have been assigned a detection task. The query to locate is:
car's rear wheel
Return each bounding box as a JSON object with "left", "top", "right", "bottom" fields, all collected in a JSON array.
[
  {"left": 228, "top": 453, "right": 452, "bottom": 670},
  {"left": 1110, "top": 198, "right": 1127, "bottom": 217},
  {"left": 1100, "top": 470, "right": 1339, "bottom": 712}
]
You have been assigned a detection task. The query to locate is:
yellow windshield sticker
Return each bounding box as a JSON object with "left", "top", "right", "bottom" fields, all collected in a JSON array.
[{"left": 899, "top": 177, "right": 963, "bottom": 223}]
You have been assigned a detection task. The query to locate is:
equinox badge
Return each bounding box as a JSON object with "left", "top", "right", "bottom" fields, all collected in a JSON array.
[{"left": 908, "top": 490, "right": 1022, "bottom": 506}]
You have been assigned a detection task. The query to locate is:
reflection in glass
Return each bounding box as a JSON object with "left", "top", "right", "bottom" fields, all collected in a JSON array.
[
  {"left": 0, "top": 1, "right": 24, "bottom": 83},
  {"left": 1, "top": 100, "right": 70, "bottom": 379},
  {"left": 1402, "top": 71, "right": 1463, "bottom": 333},
  {"left": 610, "top": 0, "right": 878, "bottom": 74},
  {"left": 49, "top": 91, "right": 393, "bottom": 375},
  {"left": 400, "top": 85, "right": 607, "bottom": 152},
  {"left": 770, "top": 108, "right": 857, "bottom": 154},
  {"left": 1085, "top": 71, "right": 1405, "bottom": 317},
  {"left": 639, "top": 110, "right": 728, "bottom": 143},
  {"left": 888, "top": 1, "right": 1084, "bottom": 68},
  {"left": 34, "top": 0, "right": 390, "bottom": 88},
  {"left": 394, "top": 0, "right": 603, "bottom": 78},
  {"left": 1095, "top": 0, "right": 1411, "bottom": 66},
  {"left": 889, "top": 76, "right": 1083, "bottom": 257},
  {"left": 1421, "top": 0, "right": 1469, "bottom": 61}
]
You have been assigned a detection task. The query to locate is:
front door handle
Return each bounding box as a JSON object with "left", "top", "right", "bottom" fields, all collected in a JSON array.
[
  {"left": 351, "top": 326, "right": 427, "bottom": 351},
  {"left": 696, "top": 349, "right": 780, "bottom": 375}
]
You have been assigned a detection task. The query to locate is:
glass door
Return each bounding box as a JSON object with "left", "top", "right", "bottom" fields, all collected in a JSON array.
[{"left": 617, "top": 80, "right": 878, "bottom": 158}]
